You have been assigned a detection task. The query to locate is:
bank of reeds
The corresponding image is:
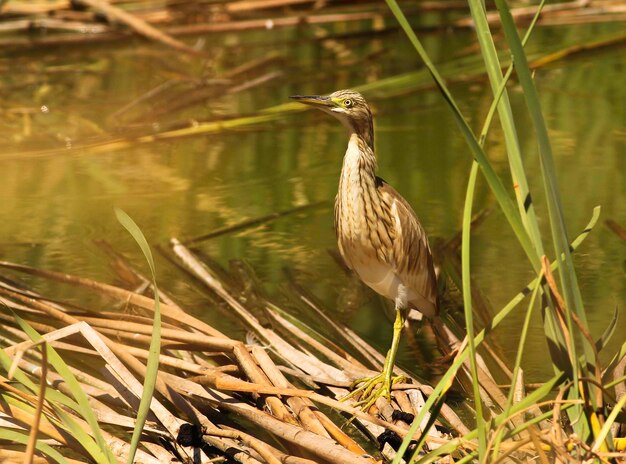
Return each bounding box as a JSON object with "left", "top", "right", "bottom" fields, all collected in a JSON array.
[
  {"left": 385, "top": 0, "right": 626, "bottom": 462},
  {"left": 0, "top": 226, "right": 481, "bottom": 463},
  {"left": 0, "top": 202, "right": 611, "bottom": 463}
]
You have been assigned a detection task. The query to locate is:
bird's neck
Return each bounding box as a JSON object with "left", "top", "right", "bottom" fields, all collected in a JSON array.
[{"left": 341, "top": 132, "right": 377, "bottom": 182}]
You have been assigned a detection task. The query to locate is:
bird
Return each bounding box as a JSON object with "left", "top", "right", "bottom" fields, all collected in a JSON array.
[{"left": 290, "top": 89, "right": 442, "bottom": 409}]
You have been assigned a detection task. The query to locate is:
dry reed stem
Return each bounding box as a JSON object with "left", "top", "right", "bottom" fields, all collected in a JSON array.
[
  {"left": 169, "top": 371, "right": 380, "bottom": 464},
  {"left": 0, "top": 301, "right": 192, "bottom": 459},
  {"left": 250, "top": 346, "right": 332, "bottom": 439},
  {"left": 74, "top": 0, "right": 204, "bottom": 57},
  {"left": 225, "top": 0, "right": 323, "bottom": 13},
  {"left": 0, "top": 378, "right": 68, "bottom": 445},
  {"left": 287, "top": 286, "right": 383, "bottom": 369},
  {"left": 0, "top": 261, "right": 225, "bottom": 338},
  {"left": 232, "top": 343, "right": 295, "bottom": 424},
  {"left": 394, "top": 390, "right": 415, "bottom": 418},
  {"left": 187, "top": 369, "right": 453, "bottom": 446},
  {"left": 2, "top": 264, "right": 364, "bottom": 464},
  {"left": 24, "top": 343, "right": 47, "bottom": 464},
  {"left": 0, "top": 7, "right": 414, "bottom": 52},
  {"left": 170, "top": 239, "right": 351, "bottom": 384},
  {"left": 276, "top": 365, "right": 350, "bottom": 387},
  {"left": 0, "top": 449, "right": 85, "bottom": 464},
  {"left": 266, "top": 308, "right": 371, "bottom": 378},
  {"left": 1, "top": 371, "right": 162, "bottom": 464},
  {"left": 217, "top": 423, "right": 322, "bottom": 464},
  {"left": 204, "top": 426, "right": 283, "bottom": 464}
]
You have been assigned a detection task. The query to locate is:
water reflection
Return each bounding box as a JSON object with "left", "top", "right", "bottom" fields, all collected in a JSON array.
[{"left": 0, "top": 22, "right": 624, "bottom": 380}]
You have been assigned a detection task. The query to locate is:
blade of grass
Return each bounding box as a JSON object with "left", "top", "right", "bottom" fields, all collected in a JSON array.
[
  {"left": 441, "top": 9, "right": 545, "bottom": 453},
  {"left": 391, "top": 206, "right": 599, "bottom": 463},
  {"left": 12, "top": 312, "right": 114, "bottom": 463},
  {"left": 24, "top": 341, "right": 47, "bottom": 464},
  {"left": 490, "top": 273, "right": 543, "bottom": 459},
  {"left": 461, "top": 160, "right": 486, "bottom": 457},
  {"left": 384, "top": 0, "right": 539, "bottom": 272},
  {"left": 494, "top": 0, "right": 592, "bottom": 373},
  {"left": 114, "top": 208, "right": 162, "bottom": 464},
  {"left": 0, "top": 429, "right": 69, "bottom": 464},
  {"left": 494, "top": 0, "right": 597, "bottom": 438},
  {"left": 468, "top": 0, "right": 546, "bottom": 253},
  {"left": 391, "top": 5, "right": 549, "bottom": 459},
  {"left": 468, "top": 0, "right": 573, "bottom": 376},
  {"left": 413, "top": 373, "right": 565, "bottom": 464}
]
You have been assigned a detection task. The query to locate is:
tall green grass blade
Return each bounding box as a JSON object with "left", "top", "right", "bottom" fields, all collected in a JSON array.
[
  {"left": 392, "top": 206, "right": 599, "bottom": 463},
  {"left": 414, "top": 373, "right": 565, "bottom": 464},
  {"left": 468, "top": 0, "right": 546, "bottom": 253},
  {"left": 493, "top": 0, "right": 590, "bottom": 351},
  {"left": 494, "top": 0, "right": 595, "bottom": 436},
  {"left": 401, "top": 7, "right": 548, "bottom": 458},
  {"left": 490, "top": 272, "right": 542, "bottom": 460},
  {"left": 468, "top": 0, "right": 571, "bottom": 375},
  {"left": 12, "top": 312, "right": 114, "bottom": 463},
  {"left": 115, "top": 208, "right": 162, "bottom": 464},
  {"left": 456, "top": 9, "right": 545, "bottom": 451},
  {"left": 596, "top": 307, "right": 618, "bottom": 352},
  {"left": 384, "top": 0, "right": 538, "bottom": 272},
  {"left": 460, "top": 160, "right": 486, "bottom": 457},
  {"left": 0, "top": 429, "right": 69, "bottom": 464}
]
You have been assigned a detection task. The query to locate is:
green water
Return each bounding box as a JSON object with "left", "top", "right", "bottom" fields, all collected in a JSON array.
[{"left": 0, "top": 18, "right": 624, "bottom": 380}]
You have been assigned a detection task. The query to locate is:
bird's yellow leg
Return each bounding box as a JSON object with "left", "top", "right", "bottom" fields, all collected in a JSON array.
[{"left": 342, "top": 309, "right": 406, "bottom": 410}]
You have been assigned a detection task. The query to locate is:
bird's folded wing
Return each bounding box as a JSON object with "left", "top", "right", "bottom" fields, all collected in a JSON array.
[{"left": 377, "top": 179, "right": 438, "bottom": 316}]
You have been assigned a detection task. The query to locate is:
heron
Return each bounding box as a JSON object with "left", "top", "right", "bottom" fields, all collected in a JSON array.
[{"left": 290, "top": 89, "right": 444, "bottom": 409}]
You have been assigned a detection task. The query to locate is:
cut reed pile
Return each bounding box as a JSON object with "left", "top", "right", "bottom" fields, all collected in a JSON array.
[
  {"left": 0, "top": 204, "right": 621, "bottom": 463},
  {"left": 0, "top": 232, "right": 475, "bottom": 464}
]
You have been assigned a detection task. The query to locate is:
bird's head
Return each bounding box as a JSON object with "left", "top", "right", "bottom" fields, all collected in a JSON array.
[{"left": 290, "top": 89, "right": 373, "bottom": 143}]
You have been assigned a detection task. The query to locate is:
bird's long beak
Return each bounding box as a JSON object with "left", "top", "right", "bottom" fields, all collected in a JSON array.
[{"left": 289, "top": 95, "right": 334, "bottom": 108}]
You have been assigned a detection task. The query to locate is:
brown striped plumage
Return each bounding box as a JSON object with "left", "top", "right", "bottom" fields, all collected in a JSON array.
[
  {"left": 290, "top": 89, "right": 439, "bottom": 406},
  {"left": 290, "top": 89, "right": 437, "bottom": 317}
]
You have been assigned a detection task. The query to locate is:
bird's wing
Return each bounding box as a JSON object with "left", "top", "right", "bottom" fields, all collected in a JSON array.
[{"left": 377, "top": 177, "right": 439, "bottom": 316}]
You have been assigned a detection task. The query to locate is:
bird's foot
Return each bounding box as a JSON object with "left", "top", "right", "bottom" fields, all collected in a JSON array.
[{"left": 341, "top": 372, "right": 405, "bottom": 411}]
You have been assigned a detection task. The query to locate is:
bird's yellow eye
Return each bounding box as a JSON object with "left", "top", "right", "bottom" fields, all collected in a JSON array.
[{"left": 344, "top": 99, "right": 353, "bottom": 108}]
